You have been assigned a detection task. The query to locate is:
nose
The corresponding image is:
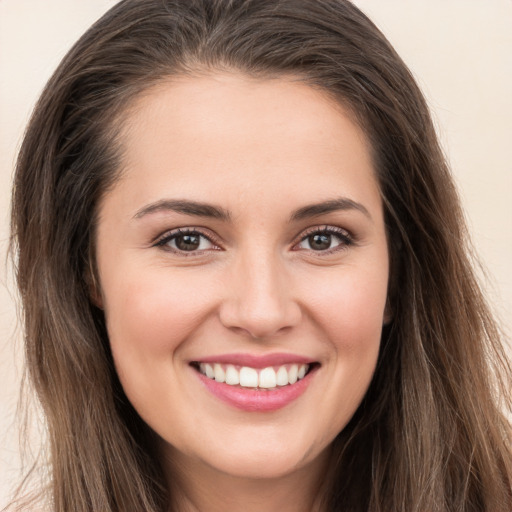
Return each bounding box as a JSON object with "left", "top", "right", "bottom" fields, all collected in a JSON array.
[{"left": 218, "top": 249, "right": 302, "bottom": 339}]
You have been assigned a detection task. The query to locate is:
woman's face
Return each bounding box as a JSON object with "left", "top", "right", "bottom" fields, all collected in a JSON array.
[{"left": 95, "top": 73, "right": 389, "bottom": 481}]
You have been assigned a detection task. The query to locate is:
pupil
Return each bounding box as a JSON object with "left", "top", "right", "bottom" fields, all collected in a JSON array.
[
  {"left": 309, "top": 233, "right": 331, "bottom": 250},
  {"left": 176, "top": 234, "right": 200, "bottom": 251}
]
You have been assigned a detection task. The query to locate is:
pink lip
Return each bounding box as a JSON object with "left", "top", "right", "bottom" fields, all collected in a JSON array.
[
  {"left": 194, "top": 364, "right": 317, "bottom": 412},
  {"left": 193, "top": 352, "right": 314, "bottom": 369}
]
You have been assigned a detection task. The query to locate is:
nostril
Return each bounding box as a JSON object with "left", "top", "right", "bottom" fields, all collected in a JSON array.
[
  {"left": 218, "top": 305, "right": 302, "bottom": 340},
  {"left": 217, "top": 271, "right": 302, "bottom": 339}
]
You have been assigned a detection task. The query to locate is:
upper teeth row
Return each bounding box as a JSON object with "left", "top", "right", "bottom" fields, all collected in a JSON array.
[{"left": 199, "top": 363, "right": 309, "bottom": 389}]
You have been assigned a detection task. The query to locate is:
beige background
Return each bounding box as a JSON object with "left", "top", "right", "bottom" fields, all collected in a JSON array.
[{"left": 1, "top": 0, "right": 511, "bottom": 505}]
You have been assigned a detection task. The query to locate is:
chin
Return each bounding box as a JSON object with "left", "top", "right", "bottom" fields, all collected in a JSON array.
[{"left": 185, "top": 430, "right": 330, "bottom": 481}]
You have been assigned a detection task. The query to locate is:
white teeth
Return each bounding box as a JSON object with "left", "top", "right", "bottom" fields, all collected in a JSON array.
[
  {"left": 240, "top": 367, "right": 259, "bottom": 387},
  {"left": 201, "top": 363, "right": 214, "bottom": 379},
  {"left": 198, "top": 362, "right": 311, "bottom": 389},
  {"left": 225, "top": 364, "right": 240, "bottom": 385},
  {"left": 276, "top": 366, "right": 289, "bottom": 386},
  {"left": 259, "top": 367, "right": 277, "bottom": 388},
  {"left": 213, "top": 363, "right": 225, "bottom": 382},
  {"left": 288, "top": 364, "right": 298, "bottom": 384}
]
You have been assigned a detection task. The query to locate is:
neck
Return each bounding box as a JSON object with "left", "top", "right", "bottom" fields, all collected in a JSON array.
[{"left": 163, "top": 447, "right": 331, "bottom": 512}]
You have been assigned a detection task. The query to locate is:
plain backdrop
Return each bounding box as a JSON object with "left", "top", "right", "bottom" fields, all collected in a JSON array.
[{"left": 1, "top": 0, "right": 511, "bottom": 506}]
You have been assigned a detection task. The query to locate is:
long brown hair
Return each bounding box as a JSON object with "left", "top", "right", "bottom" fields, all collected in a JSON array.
[{"left": 8, "top": 0, "right": 512, "bottom": 510}]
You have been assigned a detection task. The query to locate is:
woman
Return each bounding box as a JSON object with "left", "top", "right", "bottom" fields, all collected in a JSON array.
[{"left": 7, "top": 0, "right": 512, "bottom": 510}]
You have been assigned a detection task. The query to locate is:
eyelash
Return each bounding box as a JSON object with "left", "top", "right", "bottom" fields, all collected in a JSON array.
[
  {"left": 295, "top": 225, "right": 354, "bottom": 254},
  {"left": 153, "top": 225, "right": 354, "bottom": 256},
  {"left": 153, "top": 228, "right": 221, "bottom": 256}
]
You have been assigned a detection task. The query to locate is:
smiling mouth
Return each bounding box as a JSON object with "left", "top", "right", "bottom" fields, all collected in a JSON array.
[{"left": 190, "top": 362, "right": 316, "bottom": 390}]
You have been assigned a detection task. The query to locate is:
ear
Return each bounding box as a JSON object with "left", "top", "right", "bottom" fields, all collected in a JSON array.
[
  {"left": 383, "top": 297, "right": 393, "bottom": 325},
  {"left": 85, "top": 258, "right": 104, "bottom": 309},
  {"left": 89, "top": 283, "right": 104, "bottom": 310}
]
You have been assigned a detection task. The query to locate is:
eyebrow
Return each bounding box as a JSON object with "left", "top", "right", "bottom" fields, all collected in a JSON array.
[
  {"left": 133, "top": 197, "right": 371, "bottom": 222},
  {"left": 290, "top": 197, "right": 372, "bottom": 222},
  {"left": 133, "top": 199, "right": 231, "bottom": 221}
]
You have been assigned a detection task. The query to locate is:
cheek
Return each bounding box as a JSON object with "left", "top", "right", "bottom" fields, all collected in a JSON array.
[
  {"left": 302, "top": 263, "right": 387, "bottom": 411},
  {"left": 305, "top": 264, "right": 388, "bottom": 346},
  {"left": 103, "top": 269, "right": 220, "bottom": 427},
  {"left": 104, "top": 268, "right": 218, "bottom": 355},
  {"left": 102, "top": 268, "right": 222, "bottom": 414}
]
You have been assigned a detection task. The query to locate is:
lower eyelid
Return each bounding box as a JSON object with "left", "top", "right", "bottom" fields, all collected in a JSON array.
[{"left": 291, "top": 226, "right": 355, "bottom": 255}]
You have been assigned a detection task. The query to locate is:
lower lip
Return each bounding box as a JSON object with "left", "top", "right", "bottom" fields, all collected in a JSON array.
[{"left": 195, "top": 369, "right": 316, "bottom": 412}]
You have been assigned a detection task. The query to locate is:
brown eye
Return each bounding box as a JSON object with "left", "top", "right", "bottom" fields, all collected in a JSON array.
[
  {"left": 297, "top": 228, "right": 352, "bottom": 252},
  {"left": 175, "top": 233, "right": 201, "bottom": 251},
  {"left": 308, "top": 233, "right": 332, "bottom": 251},
  {"left": 156, "top": 230, "right": 216, "bottom": 253}
]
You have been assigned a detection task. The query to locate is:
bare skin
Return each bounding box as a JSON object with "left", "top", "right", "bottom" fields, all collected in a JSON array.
[
  {"left": 166, "top": 445, "right": 331, "bottom": 512},
  {"left": 95, "top": 72, "right": 389, "bottom": 511}
]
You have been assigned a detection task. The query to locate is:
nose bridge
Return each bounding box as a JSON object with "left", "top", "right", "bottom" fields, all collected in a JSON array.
[{"left": 219, "top": 245, "right": 301, "bottom": 338}]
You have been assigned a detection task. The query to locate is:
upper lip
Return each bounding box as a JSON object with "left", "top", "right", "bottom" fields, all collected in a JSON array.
[{"left": 191, "top": 352, "right": 316, "bottom": 368}]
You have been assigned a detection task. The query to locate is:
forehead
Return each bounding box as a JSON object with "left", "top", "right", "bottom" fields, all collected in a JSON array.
[{"left": 101, "top": 72, "right": 381, "bottom": 219}]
